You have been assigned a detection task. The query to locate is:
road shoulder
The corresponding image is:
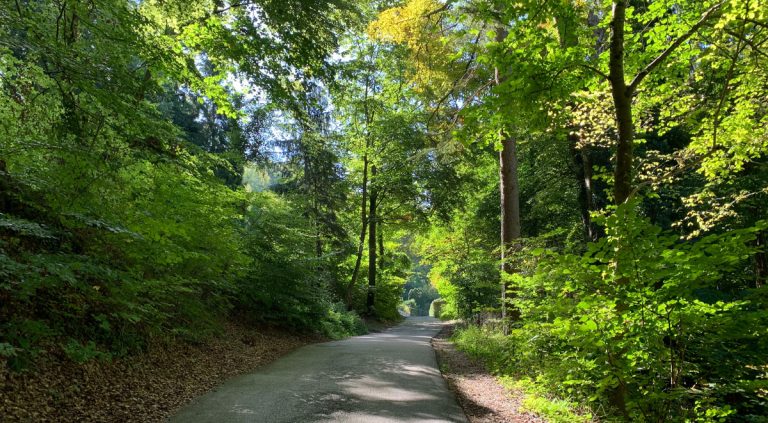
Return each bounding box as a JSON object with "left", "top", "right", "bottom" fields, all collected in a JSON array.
[{"left": 431, "top": 324, "right": 543, "bottom": 423}]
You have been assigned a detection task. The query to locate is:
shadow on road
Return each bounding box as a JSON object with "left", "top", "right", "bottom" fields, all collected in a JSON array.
[{"left": 171, "top": 317, "right": 467, "bottom": 423}]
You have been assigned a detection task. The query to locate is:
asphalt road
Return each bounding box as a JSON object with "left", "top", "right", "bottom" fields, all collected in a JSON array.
[{"left": 170, "top": 317, "right": 467, "bottom": 423}]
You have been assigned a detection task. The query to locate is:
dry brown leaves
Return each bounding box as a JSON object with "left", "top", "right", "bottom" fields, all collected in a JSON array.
[
  {"left": 0, "top": 322, "right": 317, "bottom": 422},
  {"left": 432, "top": 325, "right": 543, "bottom": 423}
]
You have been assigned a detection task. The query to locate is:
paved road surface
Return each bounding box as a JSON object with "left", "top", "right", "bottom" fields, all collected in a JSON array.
[{"left": 171, "top": 317, "right": 467, "bottom": 423}]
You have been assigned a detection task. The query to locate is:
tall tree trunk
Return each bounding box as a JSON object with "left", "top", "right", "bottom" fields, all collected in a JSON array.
[
  {"left": 347, "top": 69, "right": 376, "bottom": 309},
  {"left": 495, "top": 28, "right": 522, "bottom": 331},
  {"left": 366, "top": 165, "right": 378, "bottom": 313},
  {"left": 606, "top": 1, "right": 632, "bottom": 417},
  {"left": 607, "top": 1, "right": 722, "bottom": 205},
  {"left": 499, "top": 136, "right": 521, "bottom": 312},
  {"left": 345, "top": 154, "right": 368, "bottom": 308},
  {"left": 609, "top": 1, "right": 634, "bottom": 206},
  {"left": 603, "top": 1, "right": 723, "bottom": 415},
  {"left": 558, "top": 5, "right": 601, "bottom": 244}
]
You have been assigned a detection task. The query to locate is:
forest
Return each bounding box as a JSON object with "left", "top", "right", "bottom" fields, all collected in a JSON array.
[{"left": 1, "top": 0, "right": 767, "bottom": 421}]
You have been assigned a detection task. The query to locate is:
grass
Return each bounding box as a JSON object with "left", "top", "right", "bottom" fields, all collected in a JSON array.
[{"left": 498, "top": 376, "right": 594, "bottom": 423}]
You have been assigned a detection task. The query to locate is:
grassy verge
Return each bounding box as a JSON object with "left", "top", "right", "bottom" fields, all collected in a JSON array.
[{"left": 452, "top": 324, "right": 595, "bottom": 423}]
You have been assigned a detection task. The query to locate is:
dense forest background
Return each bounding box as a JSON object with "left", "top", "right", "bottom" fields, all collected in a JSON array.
[{"left": 1, "top": 0, "right": 767, "bottom": 421}]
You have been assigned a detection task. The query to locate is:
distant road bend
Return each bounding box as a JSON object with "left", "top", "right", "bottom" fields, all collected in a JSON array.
[{"left": 171, "top": 317, "right": 467, "bottom": 423}]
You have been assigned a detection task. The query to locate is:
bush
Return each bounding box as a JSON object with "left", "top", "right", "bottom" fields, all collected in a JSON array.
[
  {"left": 319, "top": 304, "right": 367, "bottom": 339},
  {"left": 497, "top": 204, "right": 768, "bottom": 420},
  {"left": 399, "top": 299, "right": 417, "bottom": 316},
  {"left": 453, "top": 326, "right": 590, "bottom": 422},
  {"left": 374, "top": 275, "right": 407, "bottom": 321}
]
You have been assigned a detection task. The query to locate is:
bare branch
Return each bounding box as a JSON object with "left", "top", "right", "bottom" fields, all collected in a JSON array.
[
  {"left": 422, "top": 2, "right": 452, "bottom": 19},
  {"left": 427, "top": 26, "right": 484, "bottom": 126},
  {"left": 724, "top": 30, "right": 768, "bottom": 60}
]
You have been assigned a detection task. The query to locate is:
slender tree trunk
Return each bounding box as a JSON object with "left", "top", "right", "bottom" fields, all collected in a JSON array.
[
  {"left": 378, "top": 224, "right": 384, "bottom": 271},
  {"left": 606, "top": 2, "right": 632, "bottom": 417},
  {"left": 345, "top": 154, "right": 368, "bottom": 308},
  {"left": 603, "top": 1, "right": 723, "bottom": 415},
  {"left": 349, "top": 66, "right": 377, "bottom": 309},
  {"left": 569, "top": 134, "right": 598, "bottom": 242},
  {"left": 366, "top": 165, "right": 378, "bottom": 313},
  {"left": 756, "top": 231, "right": 767, "bottom": 289},
  {"left": 499, "top": 136, "right": 521, "bottom": 324},
  {"left": 495, "top": 28, "right": 522, "bottom": 331},
  {"left": 556, "top": 6, "right": 601, "bottom": 244},
  {"left": 609, "top": 1, "right": 723, "bottom": 206},
  {"left": 609, "top": 1, "right": 634, "bottom": 206}
]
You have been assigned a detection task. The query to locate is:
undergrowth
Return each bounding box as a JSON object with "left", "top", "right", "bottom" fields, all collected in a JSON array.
[{"left": 453, "top": 325, "right": 593, "bottom": 422}]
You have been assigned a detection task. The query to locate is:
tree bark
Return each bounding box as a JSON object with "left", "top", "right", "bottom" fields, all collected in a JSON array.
[
  {"left": 608, "top": 2, "right": 723, "bottom": 206},
  {"left": 606, "top": 2, "right": 632, "bottom": 417},
  {"left": 495, "top": 28, "right": 522, "bottom": 330},
  {"left": 569, "top": 134, "right": 599, "bottom": 242},
  {"left": 499, "top": 136, "right": 521, "bottom": 321},
  {"left": 347, "top": 68, "right": 376, "bottom": 309},
  {"left": 604, "top": 1, "right": 724, "bottom": 416},
  {"left": 345, "top": 154, "right": 368, "bottom": 308},
  {"left": 366, "top": 165, "right": 378, "bottom": 313},
  {"left": 756, "top": 230, "right": 766, "bottom": 289},
  {"left": 378, "top": 223, "right": 385, "bottom": 271},
  {"left": 609, "top": 1, "right": 634, "bottom": 206}
]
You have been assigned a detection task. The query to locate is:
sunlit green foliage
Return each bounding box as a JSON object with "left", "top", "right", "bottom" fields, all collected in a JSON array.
[
  {"left": 370, "top": 0, "right": 768, "bottom": 420},
  {"left": 2, "top": 0, "right": 768, "bottom": 420},
  {"left": 0, "top": 0, "right": 364, "bottom": 370},
  {"left": 504, "top": 204, "right": 768, "bottom": 419}
]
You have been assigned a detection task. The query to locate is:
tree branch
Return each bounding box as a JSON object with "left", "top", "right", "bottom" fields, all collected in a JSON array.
[
  {"left": 580, "top": 63, "right": 610, "bottom": 81},
  {"left": 423, "top": 2, "right": 452, "bottom": 19},
  {"left": 628, "top": 1, "right": 725, "bottom": 93},
  {"left": 724, "top": 30, "right": 768, "bottom": 60}
]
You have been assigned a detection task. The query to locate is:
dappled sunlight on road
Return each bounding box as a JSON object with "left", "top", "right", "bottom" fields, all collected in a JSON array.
[
  {"left": 340, "top": 375, "right": 440, "bottom": 402},
  {"left": 171, "top": 317, "right": 466, "bottom": 423}
]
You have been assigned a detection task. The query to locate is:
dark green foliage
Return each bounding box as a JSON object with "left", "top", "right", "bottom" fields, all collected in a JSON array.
[{"left": 320, "top": 303, "right": 368, "bottom": 339}]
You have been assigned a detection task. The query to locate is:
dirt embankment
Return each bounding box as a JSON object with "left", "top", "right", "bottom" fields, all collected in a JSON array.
[{"left": 1, "top": 323, "right": 317, "bottom": 422}]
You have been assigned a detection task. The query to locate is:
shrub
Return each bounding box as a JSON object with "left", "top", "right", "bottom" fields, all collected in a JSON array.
[
  {"left": 319, "top": 304, "right": 367, "bottom": 339},
  {"left": 454, "top": 204, "right": 768, "bottom": 421},
  {"left": 505, "top": 205, "right": 768, "bottom": 420}
]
